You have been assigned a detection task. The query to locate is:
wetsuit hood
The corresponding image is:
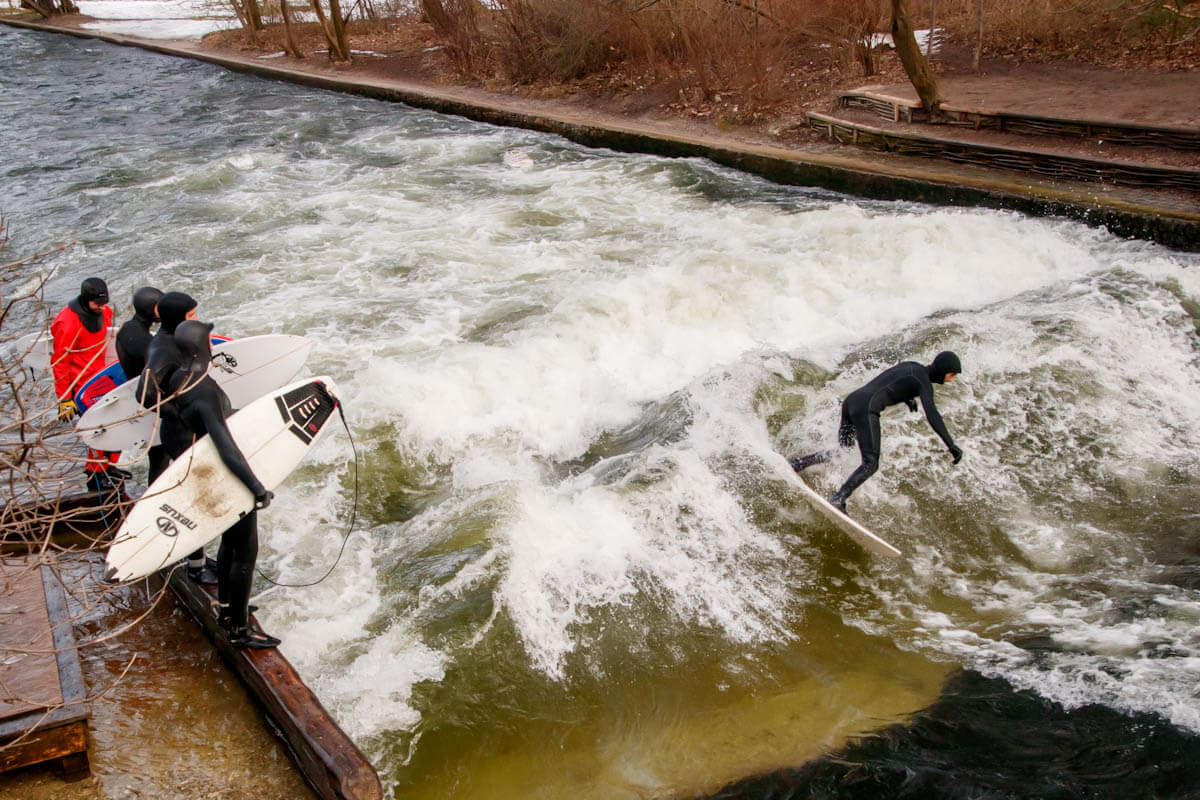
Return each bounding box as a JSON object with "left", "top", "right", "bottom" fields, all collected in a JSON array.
[
  {"left": 132, "top": 286, "right": 163, "bottom": 324},
  {"left": 175, "top": 320, "right": 214, "bottom": 376},
  {"left": 157, "top": 292, "right": 197, "bottom": 335},
  {"left": 929, "top": 351, "right": 962, "bottom": 384},
  {"left": 68, "top": 277, "right": 109, "bottom": 333}
]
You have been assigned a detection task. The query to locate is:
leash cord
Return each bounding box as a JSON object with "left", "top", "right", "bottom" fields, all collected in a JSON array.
[{"left": 255, "top": 401, "right": 359, "bottom": 589}]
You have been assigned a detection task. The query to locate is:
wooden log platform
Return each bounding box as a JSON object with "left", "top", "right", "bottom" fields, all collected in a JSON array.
[
  {"left": 0, "top": 560, "right": 91, "bottom": 780},
  {"left": 837, "top": 89, "right": 1200, "bottom": 151},
  {"left": 1, "top": 487, "right": 129, "bottom": 555},
  {"left": 160, "top": 571, "right": 382, "bottom": 800},
  {"left": 807, "top": 111, "right": 1200, "bottom": 192}
]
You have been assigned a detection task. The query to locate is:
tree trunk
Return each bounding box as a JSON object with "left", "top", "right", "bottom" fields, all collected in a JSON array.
[
  {"left": 310, "top": 0, "right": 350, "bottom": 62},
  {"left": 244, "top": 0, "right": 264, "bottom": 31},
  {"left": 329, "top": 0, "right": 350, "bottom": 62},
  {"left": 280, "top": 0, "right": 304, "bottom": 58},
  {"left": 420, "top": 0, "right": 454, "bottom": 33},
  {"left": 926, "top": 0, "right": 937, "bottom": 56},
  {"left": 973, "top": 0, "right": 984, "bottom": 73},
  {"left": 891, "top": 0, "right": 943, "bottom": 118},
  {"left": 20, "top": 0, "right": 77, "bottom": 16}
]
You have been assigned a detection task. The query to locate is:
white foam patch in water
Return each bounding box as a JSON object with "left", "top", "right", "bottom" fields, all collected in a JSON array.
[
  {"left": 336, "top": 195, "right": 1117, "bottom": 471},
  {"left": 305, "top": 620, "right": 447, "bottom": 742},
  {"left": 911, "top": 593, "right": 1200, "bottom": 733},
  {"left": 497, "top": 448, "right": 792, "bottom": 679}
]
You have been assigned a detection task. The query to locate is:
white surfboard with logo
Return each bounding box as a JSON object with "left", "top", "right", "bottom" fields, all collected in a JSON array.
[
  {"left": 76, "top": 334, "right": 312, "bottom": 453},
  {"left": 104, "top": 376, "right": 340, "bottom": 583}
]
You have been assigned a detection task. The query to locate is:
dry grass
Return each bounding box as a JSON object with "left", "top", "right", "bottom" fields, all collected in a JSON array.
[
  {"left": 202, "top": 0, "right": 1198, "bottom": 131},
  {"left": 934, "top": 0, "right": 1200, "bottom": 66}
]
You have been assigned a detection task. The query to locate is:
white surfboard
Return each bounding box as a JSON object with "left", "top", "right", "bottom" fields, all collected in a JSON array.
[
  {"left": 104, "top": 375, "right": 341, "bottom": 583},
  {"left": 785, "top": 464, "right": 901, "bottom": 558},
  {"left": 11, "top": 326, "right": 116, "bottom": 378},
  {"left": 75, "top": 334, "right": 312, "bottom": 453}
]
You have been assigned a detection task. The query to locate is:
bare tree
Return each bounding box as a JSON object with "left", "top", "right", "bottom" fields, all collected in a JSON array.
[
  {"left": 280, "top": 0, "right": 305, "bottom": 59},
  {"left": 926, "top": 0, "right": 937, "bottom": 56},
  {"left": 19, "top": 0, "right": 79, "bottom": 18},
  {"left": 973, "top": 0, "right": 984, "bottom": 73},
  {"left": 891, "top": 0, "right": 943, "bottom": 118},
  {"left": 1, "top": 219, "right": 175, "bottom": 763},
  {"left": 311, "top": 0, "right": 351, "bottom": 63},
  {"left": 421, "top": 0, "right": 478, "bottom": 71}
]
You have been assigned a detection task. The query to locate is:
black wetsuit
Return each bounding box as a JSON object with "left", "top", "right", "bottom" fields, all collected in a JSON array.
[
  {"left": 137, "top": 292, "right": 195, "bottom": 483},
  {"left": 162, "top": 334, "right": 269, "bottom": 632},
  {"left": 793, "top": 351, "right": 962, "bottom": 508},
  {"left": 115, "top": 287, "right": 162, "bottom": 379}
]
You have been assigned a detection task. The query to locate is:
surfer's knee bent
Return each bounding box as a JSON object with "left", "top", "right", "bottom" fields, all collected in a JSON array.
[{"left": 838, "top": 421, "right": 855, "bottom": 448}]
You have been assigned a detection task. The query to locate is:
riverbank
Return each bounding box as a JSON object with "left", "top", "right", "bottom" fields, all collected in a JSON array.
[{"left": 4, "top": 12, "right": 1198, "bottom": 249}]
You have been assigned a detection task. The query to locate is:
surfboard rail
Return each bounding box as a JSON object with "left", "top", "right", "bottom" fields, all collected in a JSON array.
[{"left": 784, "top": 464, "right": 902, "bottom": 558}]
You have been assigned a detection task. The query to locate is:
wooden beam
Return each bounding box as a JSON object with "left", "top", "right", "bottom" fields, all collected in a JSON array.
[{"left": 163, "top": 572, "right": 382, "bottom": 800}]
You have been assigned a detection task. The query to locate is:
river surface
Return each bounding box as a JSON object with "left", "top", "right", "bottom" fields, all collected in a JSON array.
[{"left": 5, "top": 25, "right": 1200, "bottom": 800}]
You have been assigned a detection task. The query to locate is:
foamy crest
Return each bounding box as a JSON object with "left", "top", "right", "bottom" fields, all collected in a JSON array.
[{"left": 498, "top": 448, "right": 791, "bottom": 679}]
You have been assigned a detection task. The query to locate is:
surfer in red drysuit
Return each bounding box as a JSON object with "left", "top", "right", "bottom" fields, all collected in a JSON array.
[{"left": 50, "top": 277, "right": 123, "bottom": 492}]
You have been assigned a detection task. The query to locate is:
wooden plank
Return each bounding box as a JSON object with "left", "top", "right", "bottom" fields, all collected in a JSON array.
[
  {"left": 40, "top": 565, "right": 89, "bottom": 708},
  {"left": 2, "top": 487, "right": 129, "bottom": 555},
  {"left": 842, "top": 90, "right": 1200, "bottom": 151},
  {"left": 0, "top": 559, "right": 90, "bottom": 777},
  {"left": 0, "top": 562, "right": 63, "bottom": 719},
  {"left": 0, "top": 720, "right": 87, "bottom": 775},
  {"left": 162, "top": 572, "right": 382, "bottom": 800},
  {"left": 805, "top": 111, "right": 1200, "bottom": 191}
]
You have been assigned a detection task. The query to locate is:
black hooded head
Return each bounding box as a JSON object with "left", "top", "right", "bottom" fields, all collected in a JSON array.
[
  {"left": 174, "top": 320, "right": 215, "bottom": 383},
  {"left": 68, "top": 277, "right": 110, "bottom": 333},
  {"left": 132, "top": 286, "right": 164, "bottom": 324},
  {"left": 156, "top": 292, "right": 198, "bottom": 335},
  {"left": 80, "top": 277, "right": 109, "bottom": 307},
  {"left": 929, "top": 351, "right": 962, "bottom": 384}
]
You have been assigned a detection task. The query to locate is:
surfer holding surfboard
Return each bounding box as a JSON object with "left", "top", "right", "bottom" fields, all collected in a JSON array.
[
  {"left": 160, "top": 320, "right": 278, "bottom": 649},
  {"left": 790, "top": 351, "right": 964, "bottom": 513}
]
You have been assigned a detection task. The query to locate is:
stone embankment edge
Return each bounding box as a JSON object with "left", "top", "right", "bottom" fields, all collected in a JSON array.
[{"left": 6, "top": 16, "right": 1198, "bottom": 251}]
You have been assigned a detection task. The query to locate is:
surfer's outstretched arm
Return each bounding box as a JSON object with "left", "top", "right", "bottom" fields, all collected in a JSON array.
[{"left": 196, "top": 401, "right": 272, "bottom": 508}]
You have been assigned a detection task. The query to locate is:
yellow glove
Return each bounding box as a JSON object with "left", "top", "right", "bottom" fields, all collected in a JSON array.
[{"left": 57, "top": 399, "right": 78, "bottom": 422}]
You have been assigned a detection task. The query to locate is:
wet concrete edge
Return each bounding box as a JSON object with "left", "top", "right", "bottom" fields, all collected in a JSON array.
[{"left": 4, "top": 15, "right": 1199, "bottom": 251}]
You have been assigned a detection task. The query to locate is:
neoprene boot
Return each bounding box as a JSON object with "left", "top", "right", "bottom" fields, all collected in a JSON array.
[
  {"left": 229, "top": 627, "right": 280, "bottom": 650},
  {"left": 827, "top": 491, "right": 848, "bottom": 513},
  {"left": 789, "top": 451, "right": 831, "bottom": 472}
]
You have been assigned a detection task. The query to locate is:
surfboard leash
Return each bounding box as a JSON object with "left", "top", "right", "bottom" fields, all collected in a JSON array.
[{"left": 255, "top": 399, "right": 359, "bottom": 589}]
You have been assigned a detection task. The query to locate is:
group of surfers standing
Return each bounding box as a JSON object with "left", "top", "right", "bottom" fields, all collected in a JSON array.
[{"left": 50, "top": 277, "right": 280, "bottom": 649}]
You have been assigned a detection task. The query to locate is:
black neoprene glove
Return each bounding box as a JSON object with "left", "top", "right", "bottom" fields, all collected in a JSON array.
[
  {"left": 948, "top": 444, "right": 963, "bottom": 464},
  {"left": 254, "top": 490, "right": 274, "bottom": 510},
  {"left": 905, "top": 398, "right": 917, "bottom": 413}
]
